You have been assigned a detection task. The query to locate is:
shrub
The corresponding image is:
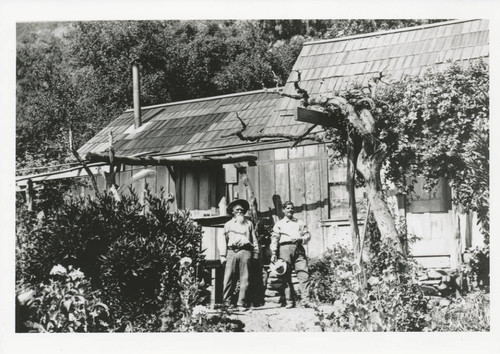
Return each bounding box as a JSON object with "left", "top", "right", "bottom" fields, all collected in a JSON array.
[
  {"left": 16, "top": 186, "right": 209, "bottom": 331},
  {"left": 98, "top": 191, "right": 209, "bottom": 328},
  {"left": 311, "top": 238, "right": 429, "bottom": 331},
  {"left": 164, "top": 258, "right": 244, "bottom": 332},
  {"left": 309, "top": 244, "right": 355, "bottom": 303},
  {"left": 17, "top": 265, "right": 111, "bottom": 332},
  {"left": 427, "top": 291, "right": 489, "bottom": 331}
]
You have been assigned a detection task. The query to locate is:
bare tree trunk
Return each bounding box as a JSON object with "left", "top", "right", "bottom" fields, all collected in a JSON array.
[
  {"left": 358, "top": 146, "right": 402, "bottom": 253},
  {"left": 347, "top": 147, "right": 360, "bottom": 257},
  {"left": 347, "top": 145, "right": 365, "bottom": 286}
]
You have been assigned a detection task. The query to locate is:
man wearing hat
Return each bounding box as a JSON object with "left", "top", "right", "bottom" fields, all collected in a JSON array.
[
  {"left": 270, "top": 201, "right": 312, "bottom": 308},
  {"left": 219, "top": 199, "right": 259, "bottom": 311}
]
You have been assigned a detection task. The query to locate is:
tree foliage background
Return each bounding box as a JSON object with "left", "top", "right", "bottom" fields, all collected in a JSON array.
[{"left": 16, "top": 19, "right": 443, "bottom": 175}]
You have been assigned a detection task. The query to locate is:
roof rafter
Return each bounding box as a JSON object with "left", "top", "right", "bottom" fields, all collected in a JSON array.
[{"left": 85, "top": 152, "right": 258, "bottom": 167}]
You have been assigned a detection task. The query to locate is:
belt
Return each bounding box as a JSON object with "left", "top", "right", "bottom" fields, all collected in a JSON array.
[
  {"left": 279, "top": 241, "right": 299, "bottom": 246},
  {"left": 228, "top": 245, "right": 253, "bottom": 252}
]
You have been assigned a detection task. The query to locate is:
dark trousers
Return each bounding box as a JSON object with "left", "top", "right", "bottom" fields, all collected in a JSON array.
[
  {"left": 248, "top": 257, "right": 266, "bottom": 306},
  {"left": 223, "top": 249, "right": 251, "bottom": 306},
  {"left": 278, "top": 244, "right": 310, "bottom": 303}
]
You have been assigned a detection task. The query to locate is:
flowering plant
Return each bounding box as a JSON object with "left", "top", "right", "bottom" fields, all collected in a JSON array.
[{"left": 21, "top": 265, "right": 111, "bottom": 332}]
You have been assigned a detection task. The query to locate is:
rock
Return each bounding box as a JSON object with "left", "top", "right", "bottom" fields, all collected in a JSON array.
[
  {"left": 265, "top": 290, "right": 281, "bottom": 297},
  {"left": 421, "top": 285, "right": 440, "bottom": 296},
  {"left": 265, "top": 295, "right": 285, "bottom": 304},
  {"left": 428, "top": 270, "right": 445, "bottom": 279},
  {"left": 427, "top": 296, "right": 441, "bottom": 308},
  {"left": 437, "top": 283, "right": 448, "bottom": 290},
  {"left": 439, "top": 298, "right": 451, "bottom": 307},
  {"left": 420, "top": 279, "right": 441, "bottom": 286}
]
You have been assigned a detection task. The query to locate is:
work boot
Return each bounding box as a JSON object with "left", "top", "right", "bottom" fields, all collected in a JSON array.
[
  {"left": 237, "top": 302, "right": 250, "bottom": 312},
  {"left": 285, "top": 301, "right": 296, "bottom": 309}
]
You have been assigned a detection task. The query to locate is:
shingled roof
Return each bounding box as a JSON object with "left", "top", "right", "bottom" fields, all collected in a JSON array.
[
  {"left": 77, "top": 88, "right": 293, "bottom": 157},
  {"left": 79, "top": 19, "right": 489, "bottom": 158},
  {"left": 270, "top": 19, "right": 489, "bottom": 125}
]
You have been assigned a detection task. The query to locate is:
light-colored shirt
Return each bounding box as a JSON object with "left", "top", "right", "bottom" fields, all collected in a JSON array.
[
  {"left": 271, "top": 216, "right": 311, "bottom": 254},
  {"left": 219, "top": 218, "right": 259, "bottom": 257}
]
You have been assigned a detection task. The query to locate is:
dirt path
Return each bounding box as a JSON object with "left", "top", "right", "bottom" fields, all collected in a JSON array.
[{"left": 223, "top": 303, "right": 332, "bottom": 332}]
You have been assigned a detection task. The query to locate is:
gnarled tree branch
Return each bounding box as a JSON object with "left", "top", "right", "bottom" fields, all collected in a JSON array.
[{"left": 221, "top": 113, "right": 324, "bottom": 146}]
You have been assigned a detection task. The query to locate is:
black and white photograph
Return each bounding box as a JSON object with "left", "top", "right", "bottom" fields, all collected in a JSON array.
[{"left": 1, "top": 1, "right": 498, "bottom": 353}]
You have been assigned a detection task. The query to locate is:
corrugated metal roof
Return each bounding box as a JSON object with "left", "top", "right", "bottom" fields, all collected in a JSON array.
[{"left": 79, "top": 19, "right": 488, "bottom": 159}]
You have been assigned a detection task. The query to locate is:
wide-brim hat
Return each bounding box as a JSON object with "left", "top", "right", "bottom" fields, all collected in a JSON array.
[
  {"left": 270, "top": 259, "right": 287, "bottom": 276},
  {"left": 226, "top": 199, "right": 250, "bottom": 215}
]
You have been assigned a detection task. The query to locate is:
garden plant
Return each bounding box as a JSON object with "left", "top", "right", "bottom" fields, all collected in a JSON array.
[{"left": 16, "top": 184, "right": 243, "bottom": 332}]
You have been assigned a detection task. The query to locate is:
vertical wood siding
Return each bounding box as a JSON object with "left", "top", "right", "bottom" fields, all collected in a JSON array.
[
  {"left": 250, "top": 145, "right": 331, "bottom": 258},
  {"left": 72, "top": 144, "right": 484, "bottom": 264}
]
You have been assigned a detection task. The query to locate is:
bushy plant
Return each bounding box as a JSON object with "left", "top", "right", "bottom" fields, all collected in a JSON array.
[
  {"left": 16, "top": 186, "right": 209, "bottom": 331},
  {"left": 427, "top": 291, "right": 489, "bottom": 331},
  {"left": 98, "top": 191, "right": 209, "bottom": 328},
  {"left": 309, "top": 244, "right": 355, "bottom": 303},
  {"left": 17, "top": 265, "right": 111, "bottom": 332},
  {"left": 164, "top": 258, "right": 244, "bottom": 332},
  {"left": 311, "top": 231, "right": 429, "bottom": 331}
]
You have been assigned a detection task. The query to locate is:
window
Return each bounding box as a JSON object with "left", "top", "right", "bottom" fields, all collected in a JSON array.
[
  {"left": 176, "top": 166, "right": 225, "bottom": 211},
  {"left": 407, "top": 176, "right": 451, "bottom": 213}
]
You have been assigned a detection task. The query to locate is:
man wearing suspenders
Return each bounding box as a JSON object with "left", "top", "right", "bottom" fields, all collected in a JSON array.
[{"left": 219, "top": 199, "right": 259, "bottom": 311}]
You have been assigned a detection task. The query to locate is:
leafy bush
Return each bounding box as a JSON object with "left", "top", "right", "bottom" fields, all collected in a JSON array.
[
  {"left": 311, "top": 237, "right": 429, "bottom": 331},
  {"left": 309, "top": 245, "right": 355, "bottom": 303},
  {"left": 427, "top": 291, "right": 489, "bottom": 331},
  {"left": 17, "top": 265, "right": 111, "bottom": 332},
  {"left": 163, "top": 258, "right": 244, "bottom": 332},
  {"left": 16, "top": 187, "right": 209, "bottom": 331}
]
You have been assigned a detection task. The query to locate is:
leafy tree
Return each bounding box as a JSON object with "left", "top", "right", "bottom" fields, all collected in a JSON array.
[
  {"left": 17, "top": 19, "right": 444, "bottom": 175},
  {"left": 381, "top": 61, "right": 489, "bottom": 240},
  {"left": 276, "top": 60, "right": 488, "bottom": 285},
  {"left": 16, "top": 23, "right": 75, "bottom": 173},
  {"left": 323, "top": 19, "right": 445, "bottom": 38}
]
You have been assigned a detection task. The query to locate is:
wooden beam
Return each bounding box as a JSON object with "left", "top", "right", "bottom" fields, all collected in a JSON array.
[
  {"left": 16, "top": 162, "right": 107, "bottom": 183},
  {"left": 85, "top": 152, "right": 258, "bottom": 167},
  {"left": 192, "top": 215, "right": 232, "bottom": 227},
  {"left": 295, "top": 106, "right": 334, "bottom": 127}
]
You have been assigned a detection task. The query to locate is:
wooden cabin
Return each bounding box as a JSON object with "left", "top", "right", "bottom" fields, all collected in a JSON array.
[{"left": 17, "top": 19, "right": 488, "bottom": 273}]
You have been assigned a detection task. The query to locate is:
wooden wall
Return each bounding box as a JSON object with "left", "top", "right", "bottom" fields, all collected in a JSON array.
[
  {"left": 233, "top": 145, "right": 331, "bottom": 258},
  {"left": 74, "top": 145, "right": 484, "bottom": 266}
]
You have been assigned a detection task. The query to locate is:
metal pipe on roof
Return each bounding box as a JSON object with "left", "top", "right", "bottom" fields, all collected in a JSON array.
[{"left": 132, "top": 62, "right": 142, "bottom": 129}]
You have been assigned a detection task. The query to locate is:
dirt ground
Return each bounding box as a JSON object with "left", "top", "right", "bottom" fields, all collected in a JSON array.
[{"left": 221, "top": 303, "right": 333, "bottom": 332}]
